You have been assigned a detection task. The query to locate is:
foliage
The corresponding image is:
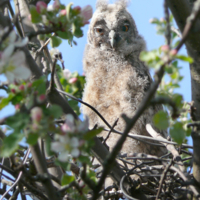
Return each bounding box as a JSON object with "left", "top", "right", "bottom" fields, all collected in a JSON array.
[{"left": 140, "top": 16, "right": 192, "bottom": 145}]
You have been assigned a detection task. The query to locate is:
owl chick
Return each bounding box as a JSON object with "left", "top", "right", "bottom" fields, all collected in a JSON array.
[{"left": 81, "top": 0, "right": 167, "bottom": 157}]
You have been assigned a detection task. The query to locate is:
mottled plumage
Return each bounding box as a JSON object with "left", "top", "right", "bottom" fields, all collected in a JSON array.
[{"left": 82, "top": 0, "right": 167, "bottom": 157}]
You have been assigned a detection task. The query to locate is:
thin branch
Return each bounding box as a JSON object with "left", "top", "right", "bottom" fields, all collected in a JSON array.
[
  {"left": 49, "top": 58, "right": 57, "bottom": 92},
  {"left": 103, "top": 118, "right": 119, "bottom": 145},
  {"left": 156, "top": 160, "right": 173, "bottom": 200},
  {"left": 28, "top": 26, "right": 61, "bottom": 40},
  {"left": 58, "top": 181, "right": 82, "bottom": 194},
  {"left": 0, "top": 149, "right": 30, "bottom": 200},
  {"left": 104, "top": 128, "right": 193, "bottom": 148},
  {"left": 8, "top": 0, "right": 23, "bottom": 37},
  {"left": 56, "top": 88, "right": 112, "bottom": 129},
  {"left": 30, "top": 142, "right": 61, "bottom": 200},
  {"left": 15, "top": 0, "right": 25, "bottom": 37},
  {"left": 164, "top": 0, "right": 171, "bottom": 46},
  {"left": 35, "top": 34, "right": 54, "bottom": 60},
  {"left": 171, "top": 26, "right": 182, "bottom": 38},
  {"left": 80, "top": 163, "right": 96, "bottom": 191},
  {"left": 151, "top": 97, "right": 179, "bottom": 119}
]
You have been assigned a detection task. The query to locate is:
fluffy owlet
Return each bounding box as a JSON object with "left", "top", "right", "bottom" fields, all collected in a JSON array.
[{"left": 81, "top": 0, "right": 167, "bottom": 158}]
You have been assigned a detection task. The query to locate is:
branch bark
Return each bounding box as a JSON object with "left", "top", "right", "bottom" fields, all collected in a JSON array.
[{"left": 167, "top": 0, "right": 200, "bottom": 121}]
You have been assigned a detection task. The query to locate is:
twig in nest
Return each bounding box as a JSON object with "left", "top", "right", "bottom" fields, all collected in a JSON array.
[
  {"left": 170, "top": 166, "right": 200, "bottom": 198},
  {"left": 146, "top": 123, "right": 185, "bottom": 172},
  {"left": 120, "top": 175, "right": 141, "bottom": 200},
  {"left": 156, "top": 160, "right": 173, "bottom": 200}
]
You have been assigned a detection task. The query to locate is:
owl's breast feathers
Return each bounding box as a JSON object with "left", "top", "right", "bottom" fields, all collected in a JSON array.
[
  {"left": 82, "top": 45, "right": 167, "bottom": 155},
  {"left": 83, "top": 45, "right": 150, "bottom": 109}
]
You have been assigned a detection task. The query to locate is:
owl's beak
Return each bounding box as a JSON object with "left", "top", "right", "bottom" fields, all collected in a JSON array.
[{"left": 109, "top": 30, "right": 117, "bottom": 49}]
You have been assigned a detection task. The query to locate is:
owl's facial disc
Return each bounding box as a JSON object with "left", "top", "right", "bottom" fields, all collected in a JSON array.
[{"left": 92, "top": 17, "right": 133, "bottom": 53}]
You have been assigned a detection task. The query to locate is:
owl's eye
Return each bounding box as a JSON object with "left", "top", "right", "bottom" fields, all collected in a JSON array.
[
  {"left": 122, "top": 25, "right": 129, "bottom": 32},
  {"left": 96, "top": 28, "right": 104, "bottom": 35}
]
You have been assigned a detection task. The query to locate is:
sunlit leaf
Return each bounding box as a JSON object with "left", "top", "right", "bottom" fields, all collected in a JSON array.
[
  {"left": 83, "top": 128, "right": 103, "bottom": 140},
  {"left": 170, "top": 122, "right": 186, "bottom": 145},
  {"left": 30, "top": 6, "right": 42, "bottom": 23},
  {"left": 57, "top": 31, "right": 70, "bottom": 39},
  {"left": 32, "top": 77, "right": 46, "bottom": 95},
  {"left": 0, "top": 132, "right": 24, "bottom": 157},
  {"left": 0, "top": 94, "right": 14, "bottom": 109},
  {"left": 61, "top": 174, "right": 75, "bottom": 186},
  {"left": 6, "top": 112, "right": 29, "bottom": 131},
  {"left": 68, "top": 100, "right": 80, "bottom": 116},
  {"left": 50, "top": 36, "right": 62, "bottom": 47},
  {"left": 176, "top": 55, "right": 193, "bottom": 63},
  {"left": 26, "top": 133, "right": 39, "bottom": 145},
  {"left": 47, "top": 105, "right": 63, "bottom": 118},
  {"left": 153, "top": 110, "right": 169, "bottom": 130}
]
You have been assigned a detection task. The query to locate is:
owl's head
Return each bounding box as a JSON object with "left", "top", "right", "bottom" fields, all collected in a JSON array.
[{"left": 87, "top": 0, "right": 146, "bottom": 56}]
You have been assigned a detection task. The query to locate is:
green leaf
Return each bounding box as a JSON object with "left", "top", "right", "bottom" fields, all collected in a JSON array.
[
  {"left": 54, "top": 159, "right": 69, "bottom": 170},
  {"left": 30, "top": 6, "right": 42, "bottom": 23},
  {"left": 87, "top": 169, "right": 97, "bottom": 183},
  {"left": 172, "top": 94, "right": 183, "bottom": 107},
  {"left": 153, "top": 110, "right": 169, "bottom": 130},
  {"left": 26, "top": 133, "right": 39, "bottom": 145},
  {"left": 11, "top": 94, "right": 24, "bottom": 105},
  {"left": 61, "top": 174, "right": 75, "bottom": 186},
  {"left": 0, "top": 133, "right": 24, "bottom": 157},
  {"left": 32, "top": 77, "right": 46, "bottom": 95},
  {"left": 57, "top": 31, "right": 70, "bottom": 39},
  {"left": 50, "top": 36, "right": 62, "bottom": 47},
  {"left": 74, "top": 28, "right": 83, "bottom": 38},
  {"left": 0, "top": 94, "right": 14, "bottom": 109},
  {"left": 68, "top": 100, "right": 80, "bottom": 116},
  {"left": 140, "top": 51, "right": 160, "bottom": 63},
  {"left": 78, "top": 155, "right": 90, "bottom": 164},
  {"left": 170, "top": 122, "right": 186, "bottom": 145},
  {"left": 83, "top": 128, "right": 103, "bottom": 140},
  {"left": 47, "top": 105, "right": 62, "bottom": 118},
  {"left": 176, "top": 55, "right": 193, "bottom": 63},
  {"left": 6, "top": 112, "right": 29, "bottom": 131}
]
